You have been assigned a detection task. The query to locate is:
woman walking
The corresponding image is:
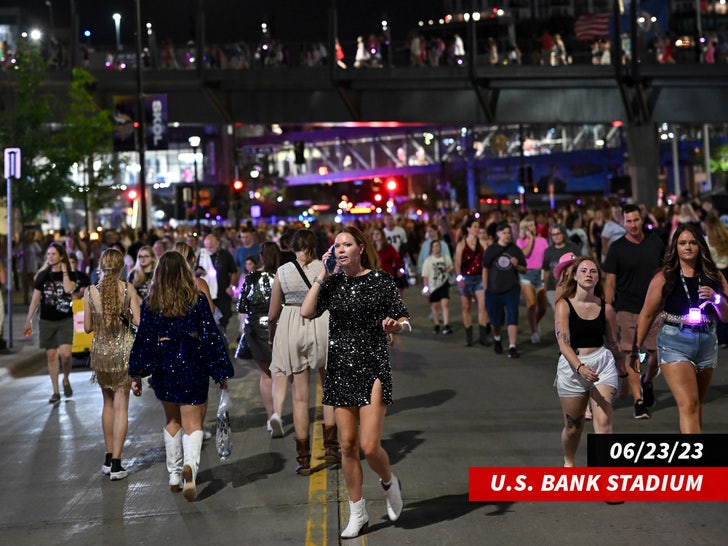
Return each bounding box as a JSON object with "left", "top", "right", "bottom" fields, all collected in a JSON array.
[
  {"left": 128, "top": 245, "right": 157, "bottom": 300},
  {"left": 632, "top": 224, "right": 728, "bottom": 433},
  {"left": 301, "top": 226, "right": 409, "bottom": 538},
  {"left": 554, "top": 256, "right": 622, "bottom": 467},
  {"left": 84, "top": 248, "right": 141, "bottom": 480},
  {"left": 421, "top": 239, "right": 453, "bottom": 334},
  {"left": 453, "top": 216, "right": 489, "bottom": 346},
  {"left": 237, "top": 241, "right": 280, "bottom": 432},
  {"left": 24, "top": 242, "right": 78, "bottom": 404},
  {"left": 129, "top": 251, "right": 234, "bottom": 500},
  {"left": 268, "top": 229, "right": 337, "bottom": 474}
]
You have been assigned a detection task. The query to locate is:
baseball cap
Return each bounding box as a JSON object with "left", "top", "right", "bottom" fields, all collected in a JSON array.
[{"left": 553, "top": 252, "right": 578, "bottom": 282}]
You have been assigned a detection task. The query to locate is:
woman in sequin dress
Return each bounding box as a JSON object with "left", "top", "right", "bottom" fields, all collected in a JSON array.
[
  {"left": 301, "top": 225, "right": 410, "bottom": 539},
  {"left": 128, "top": 245, "right": 156, "bottom": 300},
  {"left": 84, "top": 248, "right": 141, "bottom": 481},
  {"left": 236, "top": 241, "right": 280, "bottom": 433},
  {"left": 128, "top": 251, "right": 234, "bottom": 500},
  {"left": 268, "top": 229, "right": 336, "bottom": 475}
]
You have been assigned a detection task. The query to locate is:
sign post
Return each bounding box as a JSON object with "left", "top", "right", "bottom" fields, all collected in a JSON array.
[{"left": 4, "top": 148, "right": 21, "bottom": 348}]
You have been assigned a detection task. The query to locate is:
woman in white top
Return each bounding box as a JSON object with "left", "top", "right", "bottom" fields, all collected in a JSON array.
[
  {"left": 268, "top": 229, "right": 337, "bottom": 475},
  {"left": 421, "top": 240, "right": 454, "bottom": 334}
]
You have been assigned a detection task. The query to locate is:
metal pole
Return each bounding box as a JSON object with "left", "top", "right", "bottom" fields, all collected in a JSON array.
[
  {"left": 703, "top": 124, "right": 712, "bottom": 192},
  {"left": 135, "top": 0, "right": 148, "bottom": 232},
  {"left": 193, "top": 146, "right": 201, "bottom": 233},
  {"left": 6, "top": 176, "right": 12, "bottom": 348},
  {"left": 672, "top": 129, "right": 681, "bottom": 196}
]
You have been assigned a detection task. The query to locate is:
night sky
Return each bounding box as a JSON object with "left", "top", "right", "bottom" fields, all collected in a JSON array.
[{"left": 19, "top": 1, "right": 447, "bottom": 49}]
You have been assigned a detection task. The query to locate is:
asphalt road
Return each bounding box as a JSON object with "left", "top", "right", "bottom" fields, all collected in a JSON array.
[{"left": 1, "top": 290, "right": 727, "bottom": 545}]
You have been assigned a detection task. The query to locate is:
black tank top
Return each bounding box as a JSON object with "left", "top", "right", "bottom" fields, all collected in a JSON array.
[{"left": 566, "top": 298, "right": 606, "bottom": 349}]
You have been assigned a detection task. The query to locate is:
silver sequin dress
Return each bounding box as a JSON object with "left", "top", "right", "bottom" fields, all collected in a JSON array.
[{"left": 316, "top": 270, "right": 409, "bottom": 407}]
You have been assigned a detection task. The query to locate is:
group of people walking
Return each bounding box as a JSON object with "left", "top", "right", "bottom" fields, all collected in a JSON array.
[{"left": 21, "top": 200, "right": 727, "bottom": 534}]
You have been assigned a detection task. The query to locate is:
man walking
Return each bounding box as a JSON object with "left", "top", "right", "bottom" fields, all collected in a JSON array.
[{"left": 603, "top": 204, "right": 665, "bottom": 418}]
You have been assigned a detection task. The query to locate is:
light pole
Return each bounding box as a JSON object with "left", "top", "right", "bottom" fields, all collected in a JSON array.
[
  {"left": 45, "top": 1, "right": 55, "bottom": 37},
  {"left": 112, "top": 12, "right": 121, "bottom": 51},
  {"left": 189, "top": 136, "right": 201, "bottom": 233}
]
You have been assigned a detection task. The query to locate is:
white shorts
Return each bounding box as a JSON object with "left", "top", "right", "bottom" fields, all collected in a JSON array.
[{"left": 554, "top": 346, "right": 618, "bottom": 397}]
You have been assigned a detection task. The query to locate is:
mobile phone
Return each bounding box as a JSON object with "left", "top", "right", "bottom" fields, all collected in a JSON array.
[{"left": 325, "top": 245, "right": 337, "bottom": 273}]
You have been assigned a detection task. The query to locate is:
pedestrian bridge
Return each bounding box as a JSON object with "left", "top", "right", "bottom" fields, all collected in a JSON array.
[{"left": 14, "top": 63, "right": 728, "bottom": 126}]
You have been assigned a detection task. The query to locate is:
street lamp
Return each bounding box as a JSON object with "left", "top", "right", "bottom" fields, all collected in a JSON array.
[
  {"left": 112, "top": 13, "right": 121, "bottom": 51},
  {"left": 45, "top": 1, "right": 55, "bottom": 37},
  {"left": 188, "top": 136, "right": 201, "bottom": 233}
]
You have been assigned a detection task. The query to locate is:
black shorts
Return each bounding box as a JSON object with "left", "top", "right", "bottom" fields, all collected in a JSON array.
[{"left": 429, "top": 283, "right": 450, "bottom": 303}]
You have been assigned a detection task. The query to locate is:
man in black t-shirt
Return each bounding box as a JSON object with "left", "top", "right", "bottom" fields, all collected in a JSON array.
[
  {"left": 603, "top": 204, "right": 665, "bottom": 419},
  {"left": 482, "top": 222, "right": 527, "bottom": 358}
]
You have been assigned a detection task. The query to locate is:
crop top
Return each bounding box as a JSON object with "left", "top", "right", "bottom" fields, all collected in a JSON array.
[{"left": 566, "top": 298, "right": 606, "bottom": 349}]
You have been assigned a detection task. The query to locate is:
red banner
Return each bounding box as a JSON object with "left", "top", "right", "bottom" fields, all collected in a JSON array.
[{"left": 469, "top": 467, "right": 728, "bottom": 502}]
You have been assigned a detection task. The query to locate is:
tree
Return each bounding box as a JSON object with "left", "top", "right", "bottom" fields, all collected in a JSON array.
[
  {"left": 0, "top": 38, "right": 75, "bottom": 228},
  {"left": 61, "top": 67, "right": 116, "bottom": 231}
]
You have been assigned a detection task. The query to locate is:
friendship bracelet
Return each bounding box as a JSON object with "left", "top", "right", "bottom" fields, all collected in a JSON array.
[{"left": 575, "top": 363, "right": 583, "bottom": 374}]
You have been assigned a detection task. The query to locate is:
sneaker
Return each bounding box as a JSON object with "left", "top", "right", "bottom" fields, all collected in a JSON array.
[
  {"left": 432, "top": 324, "right": 440, "bottom": 334},
  {"left": 507, "top": 346, "right": 520, "bottom": 359},
  {"left": 441, "top": 325, "right": 453, "bottom": 335},
  {"left": 269, "top": 412, "right": 284, "bottom": 438},
  {"left": 109, "top": 459, "right": 128, "bottom": 481},
  {"left": 493, "top": 338, "right": 503, "bottom": 354},
  {"left": 101, "top": 453, "right": 112, "bottom": 476},
  {"left": 48, "top": 393, "right": 61, "bottom": 404},
  {"left": 380, "top": 474, "right": 403, "bottom": 521},
  {"left": 63, "top": 382, "right": 73, "bottom": 398},
  {"left": 266, "top": 420, "right": 273, "bottom": 433},
  {"left": 634, "top": 399, "right": 650, "bottom": 419},
  {"left": 530, "top": 332, "right": 540, "bottom": 344},
  {"left": 641, "top": 377, "right": 655, "bottom": 409}
]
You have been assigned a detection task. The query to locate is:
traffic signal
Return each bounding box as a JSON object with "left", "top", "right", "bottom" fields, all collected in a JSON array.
[
  {"left": 126, "top": 188, "right": 139, "bottom": 213},
  {"left": 373, "top": 192, "right": 384, "bottom": 203},
  {"left": 233, "top": 179, "right": 244, "bottom": 192},
  {"left": 385, "top": 177, "right": 398, "bottom": 193}
]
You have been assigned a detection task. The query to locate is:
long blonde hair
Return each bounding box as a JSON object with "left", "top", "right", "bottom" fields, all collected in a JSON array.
[
  {"left": 97, "top": 248, "right": 125, "bottom": 328},
  {"left": 147, "top": 251, "right": 200, "bottom": 317},
  {"left": 130, "top": 245, "right": 156, "bottom": 288}
]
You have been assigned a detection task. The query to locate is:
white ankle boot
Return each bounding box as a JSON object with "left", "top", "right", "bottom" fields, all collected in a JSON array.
[
  {"left": 381, "top": 474, "right": 403, "bottom": 521},
  {"left": 163, "top": 428, "right": 183, "bottom": 493},
  {"left": 182, "top": 430, "right": 204, "bottom": 501},
  {"left": 341, "top": 498, "right": 369, "bottom": 539}
]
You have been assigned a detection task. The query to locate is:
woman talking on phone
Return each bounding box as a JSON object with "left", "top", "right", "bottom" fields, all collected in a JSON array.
[
  {"left": 302, "top": 226, "right": 409, "bottom": 539},
  {"left": 631, "top": 223, "right": 728, "bottom": 433}
]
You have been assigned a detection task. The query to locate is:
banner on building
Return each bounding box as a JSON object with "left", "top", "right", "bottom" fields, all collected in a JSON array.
[{"left": 113, "top": 94, "right": 168, "bottom": 152}]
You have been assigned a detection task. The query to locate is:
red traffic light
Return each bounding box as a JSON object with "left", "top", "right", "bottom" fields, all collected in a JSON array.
[
  {"left": 233, "top": 179, "right": 244, "bottom": 191},
  {"left": 385, "top": 178, "right": 398, "bottom": 192},
  {"left": 127, "top": 189, "right": 139, "bottom": 200}
]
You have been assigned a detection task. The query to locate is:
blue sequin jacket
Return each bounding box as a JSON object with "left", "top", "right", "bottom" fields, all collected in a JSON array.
[{"left": 129, "top": 294, "right": 234, "bottom": 404}]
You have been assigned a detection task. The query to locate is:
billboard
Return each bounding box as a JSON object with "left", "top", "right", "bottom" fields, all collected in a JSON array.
[{"left": 113, "top": 94, "right": 168, "bottom": 152}]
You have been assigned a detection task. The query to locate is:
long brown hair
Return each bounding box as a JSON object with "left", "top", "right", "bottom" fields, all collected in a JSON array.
[
  {"left": 147, "top": 251, "right": 200, "bottom": 317},
  {"left": 339, "top": 225, "right": 379, "bottom": 270},
  {"left": 556, "top": 256, "right": 606, "bottom": 304},
  {"left": 97, "top": 248, "right": 125, "bottom": 328}
]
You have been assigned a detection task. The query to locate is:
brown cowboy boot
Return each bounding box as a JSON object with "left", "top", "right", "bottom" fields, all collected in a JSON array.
[
  {"left": 295, "top": 437, "right": 311, "bottom": 476},
  {"left": 322, "top": 424, "right": 341, "bottom": 464}
]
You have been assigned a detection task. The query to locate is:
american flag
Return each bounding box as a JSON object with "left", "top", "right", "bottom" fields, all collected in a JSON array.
[{"left": 574, "top": 12, "right": 612, "bottom": 42}]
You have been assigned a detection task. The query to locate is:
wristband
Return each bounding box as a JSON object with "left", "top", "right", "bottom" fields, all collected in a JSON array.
[
  {"left": 398, "top": 320, "right": 411, "bottom": 333},
  {"left": 575, "top": 363, "right": 583, "bottom": 374},
  {"left": 313, "top": 278, "right": 325, "bottom": 287},
  {"left": 619, "top": 373, "right": 629, "bottom": 378}
]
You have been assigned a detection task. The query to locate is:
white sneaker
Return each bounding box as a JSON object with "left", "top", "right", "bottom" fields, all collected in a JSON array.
[
  {"left": 530, "top": 332, "right": 540, "bottom": 344},
  {"left": 269, "top": 413, "right": 284, "bottom": 438}
]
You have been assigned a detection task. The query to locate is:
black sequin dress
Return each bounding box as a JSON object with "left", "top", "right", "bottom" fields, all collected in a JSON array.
[
  {"left": 128, "top": 294, "right": 234, "bottom": 405},
  {"left": 316, "top": 270, "right": 409, "bottom": 407}
]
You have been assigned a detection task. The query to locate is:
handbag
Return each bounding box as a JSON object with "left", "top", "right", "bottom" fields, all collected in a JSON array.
[{"left": 216, "top": 388, "right": 232, "bottom": 461}]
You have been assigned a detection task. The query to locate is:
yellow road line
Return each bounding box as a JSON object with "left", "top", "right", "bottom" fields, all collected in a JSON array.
[{"left": 305, "top": 380, "right": 327, "bottom": 546}]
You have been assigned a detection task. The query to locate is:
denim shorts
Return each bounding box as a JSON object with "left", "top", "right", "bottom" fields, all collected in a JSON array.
[
  {"left": 519, "top": 268, "right": 543, "bottom": 290},
  {"left": 657, "top": 323, "right": 718, "bottom": 371},
  {"left": 458, "top": 274, "right": 483, "bottom": 297},
  {"left": 485, "top": 286, "right": 520, "bottom": 327}
]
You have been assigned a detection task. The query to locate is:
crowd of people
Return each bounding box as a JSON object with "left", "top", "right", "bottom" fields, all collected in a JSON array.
[{"left": 15, "top": 192, "right": 728, "bottom": 534}]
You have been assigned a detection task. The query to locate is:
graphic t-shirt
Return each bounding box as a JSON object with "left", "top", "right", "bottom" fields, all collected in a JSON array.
[{"left": 34, "top": 269, "right": 78, "bottom": 321}]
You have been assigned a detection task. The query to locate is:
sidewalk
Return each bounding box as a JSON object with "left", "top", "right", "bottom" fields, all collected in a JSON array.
[{"left": 0, "top": 295, "right": 50, "bottom": 386}]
